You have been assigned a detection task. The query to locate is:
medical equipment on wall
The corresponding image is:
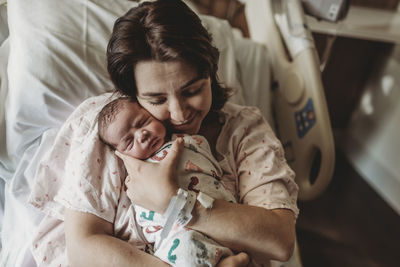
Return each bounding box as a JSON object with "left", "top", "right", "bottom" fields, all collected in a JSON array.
[
  {"left": 302, "top": 0, "right": 350, "bottom": 22},
  {"left": 245, "top": 0, "right": 335, "bottom": 200}
]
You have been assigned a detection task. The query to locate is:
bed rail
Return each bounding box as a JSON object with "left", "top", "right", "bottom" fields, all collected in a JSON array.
[{"left": 245, "top": 0, "right": 335, "bottom": 201}]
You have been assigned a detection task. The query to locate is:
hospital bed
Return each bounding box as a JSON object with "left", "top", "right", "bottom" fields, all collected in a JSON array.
[{"left": 0, "top": 0, "right": 334, "bottom": 266}]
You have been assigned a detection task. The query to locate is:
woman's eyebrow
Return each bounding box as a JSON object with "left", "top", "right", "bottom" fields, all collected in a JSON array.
[
  {"left": 140, "top": 76, "right": 203, "bottom": 97},
  {"left": 179, "top": 76, "right": 203, "bottom": 90}
]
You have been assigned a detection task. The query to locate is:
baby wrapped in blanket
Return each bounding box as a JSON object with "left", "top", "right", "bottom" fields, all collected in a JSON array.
[{"left": 97, "top": 97, "right": 236, "bottom": 266}]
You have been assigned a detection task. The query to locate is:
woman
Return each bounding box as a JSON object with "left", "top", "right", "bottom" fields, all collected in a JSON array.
[{"left": 64, "top": 0, "right": 298, "bottom": 266}]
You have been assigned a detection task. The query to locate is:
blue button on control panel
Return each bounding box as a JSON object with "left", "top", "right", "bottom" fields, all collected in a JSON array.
[{"left": 295, "top": 98, "right": 316, "bottom": 138}]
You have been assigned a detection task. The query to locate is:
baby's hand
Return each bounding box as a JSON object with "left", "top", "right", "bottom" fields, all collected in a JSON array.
[{"left": 116, "top": 138, "right": 184, "bottom": 214}]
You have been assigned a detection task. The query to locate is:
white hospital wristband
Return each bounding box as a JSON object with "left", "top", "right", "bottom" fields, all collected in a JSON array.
[
  {"left": 160, "top": 189, "right": 187, "bottom": 239},
  {"left": 176, "top": 190, "right": 196, "bottom": 227},
  {"left": 197, "top": 192, "right": 214, "bottom": 209}
]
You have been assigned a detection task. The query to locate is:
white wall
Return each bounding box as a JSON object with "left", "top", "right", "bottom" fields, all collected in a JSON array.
[{"left": 342, "top": 45, "right": 400, "bottom": 215}]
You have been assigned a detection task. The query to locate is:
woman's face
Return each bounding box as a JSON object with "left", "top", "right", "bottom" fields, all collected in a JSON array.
[{"left": 135, "top": 60, "right": 212, "bottom": 135}]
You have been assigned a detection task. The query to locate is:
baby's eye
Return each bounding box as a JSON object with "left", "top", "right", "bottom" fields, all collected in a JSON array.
[
  {"left": 142, "top": 117, "right": 150, "bottom": 126},
  {"left": 125, "top": 139, "right": 134, "bottom": 151}
]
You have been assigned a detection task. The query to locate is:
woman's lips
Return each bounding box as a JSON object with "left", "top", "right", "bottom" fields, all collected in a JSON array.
[{"left": 171, "top": 114, "right": 196, "bottom": 128}]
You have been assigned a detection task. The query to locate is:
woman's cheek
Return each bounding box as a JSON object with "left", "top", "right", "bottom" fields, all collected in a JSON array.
[
  {"left": 200, "top": 86, "right": 212, "bottom": 109},
  {"left": 154, "top": 122, "right": 166, "bottom": 135},
  {"left": 196, "top": 92, "right": 212, "bottom": 112},
  {"left": 142, "top": 103, "right": 168, "bottom": 121}
]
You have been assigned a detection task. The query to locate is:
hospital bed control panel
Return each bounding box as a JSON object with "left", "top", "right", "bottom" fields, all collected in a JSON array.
[{"left": 295, "top": 98, "right": 316, "bottom": 138}]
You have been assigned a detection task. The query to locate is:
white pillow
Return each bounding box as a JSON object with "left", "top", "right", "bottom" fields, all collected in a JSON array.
[
  {"left": 0, "top": 38, "right": 8, "bottom": 251},
  {"left": 6, "top": 0, "right": 270, "bottom": 161},
  {"left": 6, "top": 0, "right": 137, "bottom": 159},
  {"left": 0, "top": 39, "right": 11, "bottom": 178},
  {"left": 0, "top": 3, "right": 8, "bottom": 45}
]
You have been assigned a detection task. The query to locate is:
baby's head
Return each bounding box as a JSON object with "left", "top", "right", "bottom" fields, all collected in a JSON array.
[{"left": 98, "top": 97, "right": 166, "bottom": 159}]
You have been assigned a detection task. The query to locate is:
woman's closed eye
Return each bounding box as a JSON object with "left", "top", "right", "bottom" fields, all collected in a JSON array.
[
  {"left": 149, "top": 97, "right": 167, "bottom": 106},
  {"left": 182, "top": 86, "right": 202, "bottom": 97}
]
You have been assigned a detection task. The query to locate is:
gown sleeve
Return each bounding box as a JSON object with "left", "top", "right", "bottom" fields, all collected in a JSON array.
[{"left": 221, "top": 104, "right": 299, "bottom": 218}]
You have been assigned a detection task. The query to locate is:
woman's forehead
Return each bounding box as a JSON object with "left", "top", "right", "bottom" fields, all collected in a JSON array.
[{"left": 134, "top": 60, "right": 199, "bottom": 94}]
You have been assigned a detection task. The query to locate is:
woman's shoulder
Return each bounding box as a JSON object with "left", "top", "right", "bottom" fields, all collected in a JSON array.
[
  {"left": 53, "top": 92, "right": 116, "bottom": 149},
  {"left": 218, "top": 102, "right": 276, "bottom": 147},
  {"left": 67, "top": 93, "right": 115, "bottom": 124},
  {"left": 221, "top": 101, "right": 265, "bottom": 124}
]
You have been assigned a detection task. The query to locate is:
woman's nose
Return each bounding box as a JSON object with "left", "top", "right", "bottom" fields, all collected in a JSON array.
[{"left": 169, "top": 98, "right": 187, "bottom": 124}]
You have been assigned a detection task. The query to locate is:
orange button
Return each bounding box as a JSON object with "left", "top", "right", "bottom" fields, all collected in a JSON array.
[{"left": 308, "top": 111, "right": 314, "bottom": 120}]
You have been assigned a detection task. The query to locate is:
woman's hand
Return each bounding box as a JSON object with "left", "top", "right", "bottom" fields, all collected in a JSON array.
[
  {"left": 116, "top": 138, "right": 184, "bottom": 214},
  {"left": 217, "top": 253, "right": 250, "bottom": 267}
]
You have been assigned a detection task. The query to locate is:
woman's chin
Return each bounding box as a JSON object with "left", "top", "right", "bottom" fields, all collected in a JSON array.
[
  {"left": 169, "top": 113, "right": 204, "bottom": 135},
  {"left": 172, "top": 122, "right": 201, "bottom": 135}
]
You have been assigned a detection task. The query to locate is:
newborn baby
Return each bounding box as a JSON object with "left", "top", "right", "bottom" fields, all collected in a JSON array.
[{"left": 98, "top": 97, "right": 236, "bottom": 266}]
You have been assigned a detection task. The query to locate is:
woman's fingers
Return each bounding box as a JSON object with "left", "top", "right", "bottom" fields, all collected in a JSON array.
[
  {"left": 233, "top": 253, "right": 250, "bottom": 266},
  {"left": 217, "top": 252, "right": 250, "bottom": 267},
  {"left": 115, "top": 138, "right": 183, "bottom": 169},
  {"left": 124, "top": 175, "right": 131, "bottom": 186},
  {"left": 115, "top": 150, "right": 147, "bottom": 172},
  {"left": 162, "top": 137, "right": 184, "bottom": 167},
  {"left": 114, "top": 150, "right": 124, "bottom": 159},
  {"left": 115, "top": 150, "right": 137, "bottom": 164},
  {"left": 114, "top": 138, "right": 183, "bottom": 213}
]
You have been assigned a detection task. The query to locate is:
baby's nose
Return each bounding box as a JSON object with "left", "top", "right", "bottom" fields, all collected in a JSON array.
[{"left": 138, "top": 130, "right": 149, "bottom": 143}]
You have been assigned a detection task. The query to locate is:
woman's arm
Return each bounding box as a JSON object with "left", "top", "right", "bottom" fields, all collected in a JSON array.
[
  {"left": 191, "top": 105, "right": 298, "bottom": 262},
  {"left": 65, "top": 209, "right": 251, "bottom": 266},
  {"left": 64, "top": 209, "right": 170, "bottom": 267},
  {"left": 188, "top": 201, "right": 296, "bottom": 262},
  {"left": 119, "top": 139, "right": 296, "bottom": 263}
]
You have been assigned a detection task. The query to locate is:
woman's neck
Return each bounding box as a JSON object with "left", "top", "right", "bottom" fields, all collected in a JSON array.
[{"left": 198, "top": 110, "right": 223, "bottom": 158}]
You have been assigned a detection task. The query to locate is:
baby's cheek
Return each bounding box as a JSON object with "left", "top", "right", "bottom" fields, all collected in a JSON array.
[
  {"left": 157, "top": 121, "right": 165, "bottom": 130},
  {"left": 156, "top": 124, "right": 166, "bottom": 137}
]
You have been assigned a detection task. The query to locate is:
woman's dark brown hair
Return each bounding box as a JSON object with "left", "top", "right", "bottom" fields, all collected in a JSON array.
[{"left": 107, "top": 0, "right": 231, "bottom": 110}]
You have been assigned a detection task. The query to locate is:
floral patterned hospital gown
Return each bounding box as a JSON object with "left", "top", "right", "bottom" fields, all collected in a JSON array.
[{"left": 29, "top": 93, "right": 299, "bottom": 267}]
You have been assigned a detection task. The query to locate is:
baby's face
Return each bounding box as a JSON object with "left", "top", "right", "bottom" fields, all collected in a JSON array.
[{"left": 104, "top": 101, "right": 166, "bottom": 159}]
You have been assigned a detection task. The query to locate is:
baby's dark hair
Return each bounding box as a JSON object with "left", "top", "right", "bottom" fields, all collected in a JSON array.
[{"left": 97, "top": 97, "right": 135, "bottom": 149}]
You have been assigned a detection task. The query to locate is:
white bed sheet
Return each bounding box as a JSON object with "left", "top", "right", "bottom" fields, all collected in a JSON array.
[
  {"left": 0, "top": 2, "right": 9, "bottom": 238},
  {"left": 0, "top": 0, "right": 272, "bottom": 266},
  {"left": 0, "top": 38, "right": 9, "bottom": 254}
]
